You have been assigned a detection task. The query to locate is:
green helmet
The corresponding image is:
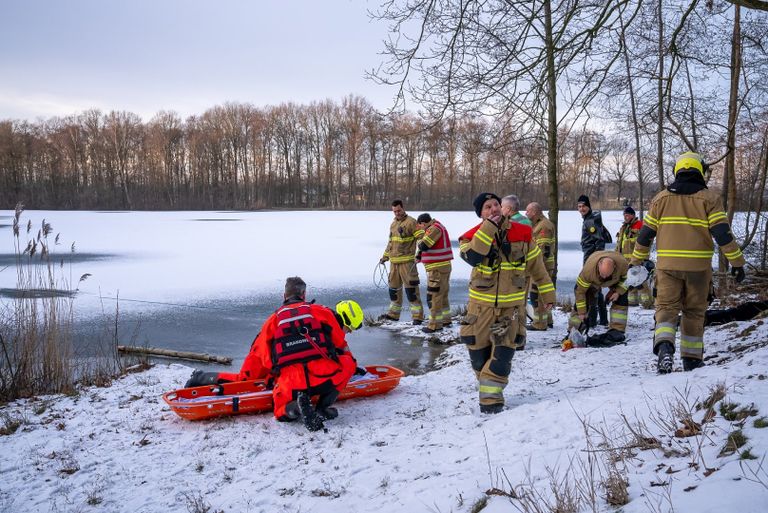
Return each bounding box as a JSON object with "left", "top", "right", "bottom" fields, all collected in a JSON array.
[{"left": 335, "top": 300, "right": 364, "bottom": 330}]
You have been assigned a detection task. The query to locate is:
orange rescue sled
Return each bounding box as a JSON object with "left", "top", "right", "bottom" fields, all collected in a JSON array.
[{"left": 163, "top": 365, "right": 404, "bottom": 421}]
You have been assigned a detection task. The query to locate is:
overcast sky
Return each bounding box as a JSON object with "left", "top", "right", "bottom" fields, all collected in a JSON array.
[{"left": 0, "top": 0, "right": 399, "bottom": 121}]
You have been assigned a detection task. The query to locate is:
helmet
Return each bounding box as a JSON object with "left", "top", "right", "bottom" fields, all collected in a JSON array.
[
  {"left": 335, "top": 300, "right": 364, "bottom": 330},
  {"left": 674, "top": 152, "right": 705, "bottom": 176}
]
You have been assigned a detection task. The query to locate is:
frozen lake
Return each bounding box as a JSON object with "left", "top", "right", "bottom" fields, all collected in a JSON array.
[{"left": 0, "top": 209, "right": 628, "bottom": 374}]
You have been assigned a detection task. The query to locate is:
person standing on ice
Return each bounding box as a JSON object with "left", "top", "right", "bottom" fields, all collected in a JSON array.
[
  {"left": 415, "top": 213, "right": 454, "bottom": 333},
  {"left": 458, "top": 192, "right": 555, "bottom": 414},
  {"left": 379, "top": 199, "right": 425, "bottom": 325},
  {"left": 630, "top": 151, "right": 746, "bottom": 374}
]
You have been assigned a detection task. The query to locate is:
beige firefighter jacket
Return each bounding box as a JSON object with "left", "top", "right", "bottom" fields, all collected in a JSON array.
[
  {"left": 459, "top": 218, "right": 555, "bottom": 308},
  {"left": 530, "top": 214, "right": 556, "bottom": 272},
  {"left": 382, "top": 215, "right": 423, "bottom": 264},
  {"left": 575, "top": 251, "right": 628, "bottom": 315},
  {"left": 630, "top": 189, "right": 745, "bottom": 271},
  {"left": 616, "top": 218, "right": 642, "bottom": 261}
]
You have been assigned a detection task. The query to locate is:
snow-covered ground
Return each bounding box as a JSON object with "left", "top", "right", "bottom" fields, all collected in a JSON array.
[{"left": 2, "top": 305, "right": 767, "bottom": 513}]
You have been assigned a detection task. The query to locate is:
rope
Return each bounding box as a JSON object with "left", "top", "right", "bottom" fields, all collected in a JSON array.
[
  {"left": 77, "top": 290, "right": 247, "bottom": 313},
  {"left": 373, "top": 262, "right": 388, "bottom": 289}
]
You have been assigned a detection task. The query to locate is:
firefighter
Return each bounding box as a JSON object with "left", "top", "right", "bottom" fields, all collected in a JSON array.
[
  {"left": 569, "top": 251, "right": 629, "bottom": 340},
  {"left": 525, "top": 202, "right": 556, "bottom": 331},
  {"left": 631, "top": 151, "right": 746, "bottom": 373},
  {"left": 615, "top": 206, "right": 651, "bottom": 306},
  {"left": 185, "top": 299, "right": 365, "bottom": 389},
  {"left": 459, "top": 192, "right": 555, "bottom": 414},
  {"left": 577, "top": 195, "right": 611, "bottom": 327},
  {"left": 415, "top": 213, "right": 454, "bottom": 333},
  {"left": 242, "top": 277, "right": 357, "bottom": 432},
  {"left": 379, "top": 199, "right": 425, "bottom": 324}
]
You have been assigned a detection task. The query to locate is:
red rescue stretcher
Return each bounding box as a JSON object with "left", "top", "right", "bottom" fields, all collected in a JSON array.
[{"left": 163, "top": 365, "right": 404, "bottom": 421}]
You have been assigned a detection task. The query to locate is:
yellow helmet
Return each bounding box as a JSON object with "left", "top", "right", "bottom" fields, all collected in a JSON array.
[
  {"left": 335, "top": 300, "right": 364, "bottom": 330},
  {"left": 674, "top": 151, "right": 705, "bottom": 176}
]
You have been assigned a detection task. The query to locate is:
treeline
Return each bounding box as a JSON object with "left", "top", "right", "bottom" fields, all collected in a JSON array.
[{"left": 0, "top": 98, "right": 644, "bottom": 211}]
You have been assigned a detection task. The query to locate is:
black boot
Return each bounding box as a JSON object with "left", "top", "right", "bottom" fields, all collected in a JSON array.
[
  {"left": 184, "top": 370, "right": 220, "bottom": 388},
  {"left": 315, "top": 389, "right": 340, "bottom": 420},
  {"left": 277, "top": 401, "right": 300, "bottom": 422},
  {"left": 682, "top": 357, "right": 704, "bottom": 372},
  {"left": 656, "top": 342, "right": 674, "bottom": 374},
  {"left": 480, "top": 403, "right": 504, "bottom": 414},
  {"left": 296, "top": 391, "right": 325, "bottom": 432}
]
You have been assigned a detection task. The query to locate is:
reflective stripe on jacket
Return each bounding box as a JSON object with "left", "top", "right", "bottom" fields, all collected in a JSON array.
[
  {"left": 419, "top": 219, "right": 454, "bottom": 270},
  {"left": 459, "top": 219, "right": 555, "bottom": 307},
  {"left": 630, "top": 189, "right": 745, "bottom": 271},
  {"left": 383, "top": 215, "right": 423, "bottom": 264}
]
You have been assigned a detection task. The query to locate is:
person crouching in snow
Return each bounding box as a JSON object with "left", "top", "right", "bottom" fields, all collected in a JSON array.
[
  {"left": 185, "top": 277, "right": 360, "bottom": 432},
  {"left": 569, "top": 251, "right": 629, "bottom": 342},
  {"left": 458, "top": 192, "right": 555, "bottom": 414}
]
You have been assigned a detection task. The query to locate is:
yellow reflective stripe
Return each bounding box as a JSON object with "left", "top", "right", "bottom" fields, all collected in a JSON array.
[
  {"left": 656, "top": 249, "right": 713, "bottom": 258},
  {"left": 708, "top": 212, "right": 727, "bottom": 225},
  {"left": 476, "top": 264, "right": 499, "bottom": 275},
  {"left": 390, "top": 236, "right": 415, "bottom": 242},
  {"left": 632, "top": 248, "right": 650, "bottom": 259},
  {"left": 424, "top": 260, "right": 452, "bottom": 270},
  {"left": 644, "top": 215, "right": 658, "bottom": 229},
  {"left": 474, "top": 230, "right": 493, "bottom": 246},
  {"left": 390, "top": 255, "right": 415, "bottom": 263},
  {"left": 422, "top": 235, "right": 435, "bottom": 246},
  {"left": 537, "top": 283, "right": 555, "bottom": 294},
  {"left": 655, "top": 326, "right": 676, "bottom": 335},
  {"left": 479, "top": 385, "right": 503, "bottom": 394},
  {"left": 724, "top": 248, "right": 743, "bottom": 260},
  {"left": 459, "top": 243, "right": 470, "bottom": 252},
  {"left": 575, "top": 300, "right": 587, "bottom": 309},
  {"left": 546, "top": 256, "right": 555, "bottom": 263},
  {"left": 611, "top": 312, "right": 628, "bottom": 320},
  {"left": 499, "top": 262, "right": 526, "bottom": 270},
  {"left": 414, "top": 229, "right": 425, "bottom": 238},
  {"left": 469, "top": 290, "right": 527, "bottom": 302},
  {"left": 576, "top": 276, "right": 591, "bottom": 288},
  {"left": 656, "top": 216, "right": 708, "bottom": 228},
  {"left": 527, "top": 246, "right": 542, "bottom": 260},
  {"left": 680, "top": 339, "right": 704, "bottom": 350}
]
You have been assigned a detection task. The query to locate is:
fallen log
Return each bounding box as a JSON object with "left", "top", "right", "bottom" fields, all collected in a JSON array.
[{"left": 117, "top": 345, "right": 232, "bottom": 365}]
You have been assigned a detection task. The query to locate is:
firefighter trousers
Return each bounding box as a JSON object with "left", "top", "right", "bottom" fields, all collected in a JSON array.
[
  {"left": 459, "top": 302, "right": 518, "bottom": 407},
  {"left": 569, "top": 287, "right": 628, "bottom": 333},
  {"left": 387, "top": 262, "right": 424, "bottom": 321},
  {"left": 425, "top": 265, "right": 451, "bottom": 329},
  {"left": 653, "top": 268, "right": 710, "bottom": 361}
]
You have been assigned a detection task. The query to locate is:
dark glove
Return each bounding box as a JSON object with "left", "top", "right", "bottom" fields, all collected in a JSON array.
[
  {"left": 731, "top": 265, "right": 745, "bottom": 283},
  {"left": 415, "top": 251, "right": 422, "bottom": 263},
  {"left": 354, "top": 366, "right": 367, "bottom": 376},
  {"left": 487, "top": 245, "right": 498, "bottom": 264},
  {"left": 543, "top": 247, "right": 551, "bottom": 259},
  {"left": 379, "top": 257, "right": 388, "bottom": 265}
]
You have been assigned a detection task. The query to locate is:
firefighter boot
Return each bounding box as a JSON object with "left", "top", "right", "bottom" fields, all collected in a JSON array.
[
  {"left": 315, "top": 389, "right": 340, "bottom": 420},
  {"left": 682, "top": 357, "right": 704, "bottom": 372},
  {"left": 296, "top": 391, "right": 325, "bottom": 432},
  {"left": 480, "top": 403, "right": 504, "bottom": 414},
  {"left": 656, "top": 342, "right": 674, "bottom": 374}
]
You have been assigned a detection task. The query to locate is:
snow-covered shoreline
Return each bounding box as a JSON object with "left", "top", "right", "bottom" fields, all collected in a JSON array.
[{"left": 2, "top": 306, "right": 767, "bottom": 513}]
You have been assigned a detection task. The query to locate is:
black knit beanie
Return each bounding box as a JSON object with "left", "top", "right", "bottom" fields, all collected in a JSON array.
[
  {"left": 577, "top": 195, "right": 591, "bottom": 208},
  {"left": 473, "top": 192, "right": 501, "bottom": 217},
  {"left": 623, "top": 206, "right": 636, "bottom": 216}
]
